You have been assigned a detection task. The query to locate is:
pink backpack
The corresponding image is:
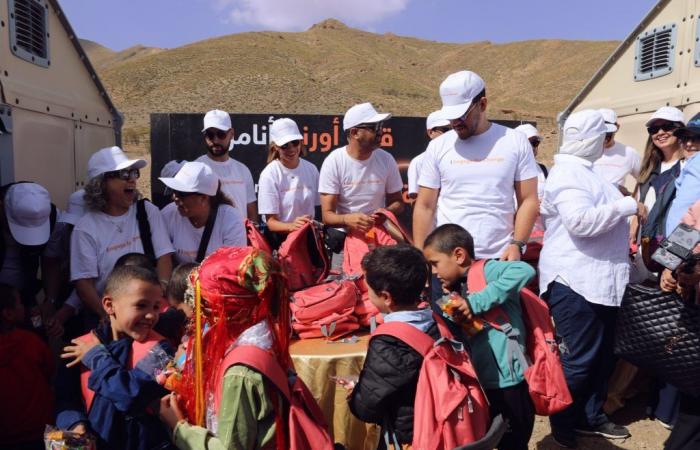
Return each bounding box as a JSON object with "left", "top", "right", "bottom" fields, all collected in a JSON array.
[
  {"left": 245, "top": 219, "right": 272, "bottom": 255},
  {"left": 468, "top": 260, "right": 572, "bottom": 416},
  {"left": 219, "top": 345, "right": 334, "bottom": 450},
  {"left": 373, "top": 316, "right": 491, "bottom": 449},
  {"left": 278, "top": 222, "right": 330, "bottom": 292},
  {"left": 289, "top": 280, "right": 360, "bottom": 339}
]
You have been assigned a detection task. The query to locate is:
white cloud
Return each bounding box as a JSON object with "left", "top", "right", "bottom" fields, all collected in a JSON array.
[{"left": 215, "top": 0, "right": 409, "bottom": 31}]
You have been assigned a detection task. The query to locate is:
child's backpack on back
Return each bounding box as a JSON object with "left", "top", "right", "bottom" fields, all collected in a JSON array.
[
  {"left": 245, "top": 219, "right": 273, "bottom": 255},
  {"left": 467, "top": 259, "right": 572, "bottom": 416},
  {"left": 372, "top": 315, "right": 491, "bottom": 450},
  {"left": 219, "top": 345, "right": 334, "bottom": 450},
  {"left": 289, "top": 280, "right": 360, "bottom": 339},
  {"left": 278, "top": 221, "right": 330, "bottom": 291}
]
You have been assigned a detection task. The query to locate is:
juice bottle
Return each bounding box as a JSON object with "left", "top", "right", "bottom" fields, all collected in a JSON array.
[{"left": 436, "top": 292, "right": 485, "bottom": 337}]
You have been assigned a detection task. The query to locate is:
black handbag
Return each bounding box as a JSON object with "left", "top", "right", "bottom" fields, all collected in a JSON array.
[{"left": 614, "top": 283, "right": 700, "bottom": 396}]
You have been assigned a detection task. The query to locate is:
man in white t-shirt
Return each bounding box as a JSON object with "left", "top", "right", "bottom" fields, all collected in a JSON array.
[
  {"left": 195, "top": 109, "right": 258, "bottom": 221},
  {"left": 407, "top": 111, "right": 451, "bottom": 199},
  {"left": 319, "top": 102, "right": 404, "bottom": 234},
  {"left": 414, "top": 71, "right": 539, "bottom": 260},
  {"left": 593, "top": 108, "right": 641, "bottom": 194}
]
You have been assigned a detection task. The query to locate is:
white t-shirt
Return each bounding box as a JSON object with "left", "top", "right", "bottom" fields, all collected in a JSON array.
[
  {"left": 161, "top": 202, "right": 246, "bottom": 265},
  {"left": 318, "top": 146, "right": 403, "bottom": 214},
  {"left": 407, "top": 152, "right": 426, "bottom": 196},
  {"left": 419, "top": 124, "right": 539, "bottom": 258},
  {"left": 593, "top": 142, "right": 641, "bottom": 186},
  {"left": 70, "top": 201, "right": 175, "bottom": 295},
  {"left": 258, "top": 159, "right": 320, "bottom": 222},
  {"left": 195, "top": 155, "right": 256, "bottom": 215}
]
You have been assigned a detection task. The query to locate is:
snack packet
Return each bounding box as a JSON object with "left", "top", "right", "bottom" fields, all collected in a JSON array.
[{"left": 44, "top": 426, "right": 95, "bottom": 450}]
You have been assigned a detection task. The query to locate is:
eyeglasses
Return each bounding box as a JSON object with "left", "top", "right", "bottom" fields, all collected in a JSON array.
[
  {"left": 355, "top": 122, "right": 383, "bottom": 133},
  {"left": 451, "top": 100, "right": 479, "bottom": 123},
  {"left": 172, "top": 190, "right": 198, "bottom": 199},
  {"left": 431, "top": 126, "right": 451, "bottom": 134},
  {"left": 280, "top": 140, "right": 301, "bottom": 150},
  {"left": 647, "top": 123, "right": 679, "bottom": 135},
  {"left": 104, "top": 168, "right": 140, "bottom": 180},
  {"left": 529, "top": 138, "right": 541, "bottom": 148},
  {"left": 204, "top": 129, "right": 228, "bottom": 140}
]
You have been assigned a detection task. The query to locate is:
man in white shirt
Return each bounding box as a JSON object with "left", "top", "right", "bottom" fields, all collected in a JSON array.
[
  {"left": 413, "top": 71, "right": 539, "bottom": 261},
  {"left": 319, "top": 102, "right": 404, "bottom": 234},
  {"left": 407, "top": 111, "right": 451, "bottom": 199},
  {"left": 593, "top": 108, "right": 641, "bottom": 194},
  {"left": 196, "top": 109, "right": 258, "bottom": 221}
]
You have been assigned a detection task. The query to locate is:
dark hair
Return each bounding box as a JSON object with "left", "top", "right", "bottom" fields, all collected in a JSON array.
[
  {"left": 639, "top": 120, "right": 684, "bottom": 183},
  {"left": 473, "top": 88, "right": 487, "bottom": 104},
  {"left": 360, "top": 244, "right": 428, "bottom": 307},
  {"left": 0, "top": 283, "right": 19, "bottom": 313},
  {"left": 105, "top": 265, "right": 161, "bottom": 297},
  {"left": 114, "top": 252, "right": 155, "bottom": 270},
  {"left": 166, "top": 262, "right": 198, "bottom": 303},
  {"left": 211, "top": 184, "right": 234, "bottom": 208},
  {"left": 424, "top": 224, "right": 475, "bottom": 259}
]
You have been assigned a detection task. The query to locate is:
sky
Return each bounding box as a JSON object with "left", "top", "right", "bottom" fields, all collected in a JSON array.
[{"left": 59, "top": 0, "right": 660, "bottom": 51}]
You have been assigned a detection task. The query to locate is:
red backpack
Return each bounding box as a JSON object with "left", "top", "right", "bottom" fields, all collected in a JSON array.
[
  {"left": 289, "top": 280, "right": 360, "bottom": 339},
  {"left": 218, "top": 345, "right": 334, "bottom": 450},
  {"left": 245, "top": 219, "right": 273, "bottom": 255},
  {"left": 373, "top": 316, "right": 491, "bottom": 450},
  {"left": 278, "top": 222, "right": 330, "bottom": 292},
  {"left": 467, "top": 260, "right": 572, "bottom": 416}
]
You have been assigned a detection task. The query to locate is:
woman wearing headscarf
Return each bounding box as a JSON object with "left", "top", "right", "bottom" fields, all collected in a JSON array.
[
  {"left": 538, "top": 110, "right": 647, "bottom": 448},
  {"left": 159, "top": 247, "right": 292, "bottom": 449}
]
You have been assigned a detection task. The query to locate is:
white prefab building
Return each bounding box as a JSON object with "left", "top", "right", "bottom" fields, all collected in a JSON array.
[
  {"left": 560, "top": 0, "right": 700, "bottom": 155},
  {"left": 0, "top": 0, "right": 120, "bottom": 207}
]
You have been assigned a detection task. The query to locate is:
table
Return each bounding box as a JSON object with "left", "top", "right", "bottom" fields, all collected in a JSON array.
[{"left": 290, "top": 333, "right": 380, "bottom": 450}]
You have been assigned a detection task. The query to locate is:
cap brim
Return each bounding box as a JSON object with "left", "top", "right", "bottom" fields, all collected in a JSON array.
[
  {"left": 159, "top": 177, "right": 198, "bottom": 193},
  {"left": 604, "top": 123, "right": 618, "bottom": 133},
  {"left": 361, "top": 112, "right": 392, "bottom": 125},
  {"left": 674, "top": 126, "right": 700, "bottom": 137},
  {"left": 274, "top": 132, "right": 304, "bottom": 146},
  {"left": 7, "top": 217, "right": 50, "bottom": 246},
  {"left": 439, "top": 103, "right": 470, "bottom": 121}
]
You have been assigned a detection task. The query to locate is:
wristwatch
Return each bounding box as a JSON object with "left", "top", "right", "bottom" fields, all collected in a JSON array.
[{"left": 509, "top": 239, "right": 527, "bottom": 255}]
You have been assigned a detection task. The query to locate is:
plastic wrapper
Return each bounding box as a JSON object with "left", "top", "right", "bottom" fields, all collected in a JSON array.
[{"left": 44, "top": 426, "right": 95, "bottom": 450}]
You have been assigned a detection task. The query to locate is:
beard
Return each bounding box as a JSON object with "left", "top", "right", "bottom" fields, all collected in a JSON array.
[{"left": 207, "top": 142, "right": 229, "bottom": 157}]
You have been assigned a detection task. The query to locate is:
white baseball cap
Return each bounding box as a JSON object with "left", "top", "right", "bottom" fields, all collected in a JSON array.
[
  {"left": 438, "top": 71, "right": 486, "bottom": 120},
  {"left": 202, "top": 109, "right": 232, "bottom": 132},
  {"left": 159, "top": 161, "right": 219, "bottom": 196},
  {"left": 562, "top": 109, "right": 607, "bottom": 142},
  {"left": 5, "top": 183, "right": 52, "bottom": 245},
  {"left": 270, "top": 118, "right": 303, "bottom": 146},
  {"left": 645, "top": 106, "right": 685, "bottom": 127},
  {"left": 160, "top": 160, "right": 185, "bottom": 179},
  {"left": 343, "top": 103, "right": 391, "bottom": 131},
  {"left": 426, "top": 111, "right": 450, "bottom": 130},
  {"left": 598, "top": 108, "right": 619, "bottom": 133},
  {"left": 87, "top": 146, "right": 147, "bottom": 180},
  {"left": 60, "top": 189, "right": 86, "bottom": 226},
  {"left": 514, "top": 124, "right": 540, "bottom": 139}
]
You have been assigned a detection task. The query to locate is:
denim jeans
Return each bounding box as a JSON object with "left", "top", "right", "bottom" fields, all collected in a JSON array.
[{"left": 544, "top": 281, "right": 619, "bottom": 438}]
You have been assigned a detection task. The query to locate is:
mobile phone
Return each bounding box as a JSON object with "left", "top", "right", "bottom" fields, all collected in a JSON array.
[{"left": 652, "top": 223, "right": 700, "bottom": 270}]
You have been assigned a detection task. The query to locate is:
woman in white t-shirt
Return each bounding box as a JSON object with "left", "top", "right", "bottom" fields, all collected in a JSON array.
[
  {"left": 71, "top": 146, "right": 175, "bottom": 319},
  {"left": 159, "top": 161, "right": 246, "bottom": 265},
  {"left": 258, "top": 118, "right": 320, "bottom": 237}
]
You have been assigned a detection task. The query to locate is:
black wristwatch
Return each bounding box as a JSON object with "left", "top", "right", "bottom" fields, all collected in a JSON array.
[{"left": 509, "top": 239, "right": 527, "bottom": 255}]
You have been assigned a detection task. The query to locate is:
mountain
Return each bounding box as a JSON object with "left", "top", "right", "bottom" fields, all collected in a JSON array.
[
  {"left": 79, "top": 39, "right": 163, "bottom": 70},
  {"left": 81, "top": 19, "right": 618, "bottom": 160}
]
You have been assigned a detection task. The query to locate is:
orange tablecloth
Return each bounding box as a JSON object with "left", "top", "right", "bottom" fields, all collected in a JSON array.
[{"left": 290, "top": 333, "right": 380, "bottom": 450}]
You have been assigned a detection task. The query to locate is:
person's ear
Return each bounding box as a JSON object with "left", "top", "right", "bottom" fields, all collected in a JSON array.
[
  {"left": 226, "top": 129, "right": 234, "bottom": 141},
  {"left": 380, "top": 290, "right": 394, "bottom": 309},
  {"left": 453, "top": 247, "right": 468, "bottom": 265},
  {"left": 479, "top": 97, "right": 488, "bottom": 112},
  {"left": 103, "top": 296, "right": 115, "bottom": 316}
]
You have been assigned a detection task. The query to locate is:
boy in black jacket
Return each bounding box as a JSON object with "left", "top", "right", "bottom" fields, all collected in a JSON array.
[{"left": 345, "top": 244, "right": 439, "bottom": 446}]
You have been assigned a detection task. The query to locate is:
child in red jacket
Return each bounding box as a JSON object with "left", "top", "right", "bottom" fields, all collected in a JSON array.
[{"left": 0, "top": 283, "right": 55, "bottom": 450}]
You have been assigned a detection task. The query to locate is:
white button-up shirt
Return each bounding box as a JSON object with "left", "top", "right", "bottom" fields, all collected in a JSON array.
[{"left": 539, "top": 154, "right": 637, "bottom": 306}]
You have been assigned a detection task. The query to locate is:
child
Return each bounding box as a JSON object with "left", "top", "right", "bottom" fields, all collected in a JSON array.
[
  {"left": 165, "top": 262, "right": 198, "bottom": 319},
  {"left": 0, "top": 284, "right": 55, "bottom": 450},
  {"left": 158, "top": 247, "right": 293, "bottom": 450},
  {"left": 55, "top": 265, "right": 175, "bottom": 450},
  {"left": 422, "top": 224, "right": 536, "bottom": 450},
  {"left": 346, "top": 244, "right": 438, "bottom": 446}
]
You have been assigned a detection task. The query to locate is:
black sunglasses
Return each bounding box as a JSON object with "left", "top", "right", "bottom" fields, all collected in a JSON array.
[
  {"left": 647, "top": 123, "right": 679, "bottom": 135},
  {"left": 280, "top": 140, "right": 301, "bottom": 150},
  {"left": 529, "top": 138, "right": 541, "bottom": 148},
  {"left": 203, "top": 129, "right": 228, "bottom": 140},
  {"left": 172, "top": 190, "right": 198, "bottom": 198},
  {"left": 431, "top": 126, "right": 451, "bottom": 134},
  {"left": 355, "top": 122, "right": 383, "bottom": 133},
  {"left": 104, "top": 168, "right": 140, "bottom": 180}
]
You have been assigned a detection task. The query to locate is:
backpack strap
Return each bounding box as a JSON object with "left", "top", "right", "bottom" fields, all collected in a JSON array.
[
  {"left": 222, "top": 345, "right": 292, "bottom": 401},
  {"left": 195, "top": 202, "right": 219, "bottom": 263},
  {"left": 538, "top": 163, "right": 549, "bottom": 178},
  {"left": 466, "top": 259, "right": 530, "bottom": 373},
  {"left": 374, "top": 208, "right": 413, "bottom": 245},
  {"left": 372, "top": 321, "right": 435, "bottom": 357},
  {"left": 136, "top": 198, "right": 155, "bottom": 261}
]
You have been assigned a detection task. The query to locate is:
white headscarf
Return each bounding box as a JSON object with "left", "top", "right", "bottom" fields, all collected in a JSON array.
[
  {"left": 559, "top": 133, "right": 606, "bottom": 163},
  {"left": 559, "top": 109, "right": 607, "bottom": 163}
]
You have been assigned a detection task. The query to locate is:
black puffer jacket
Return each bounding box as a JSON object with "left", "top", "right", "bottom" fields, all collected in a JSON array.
[{"left": 348, "top": 322, "right": 440, "bottom": 446}]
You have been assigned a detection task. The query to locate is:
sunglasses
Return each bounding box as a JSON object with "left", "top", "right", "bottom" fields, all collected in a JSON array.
[
  {"left": 104, "top": 168, "right": 140, "bottom": 180},
  {"left": 280, "top": 140, "right": 301, "bottom": 150},
  {"left": 529, "top": 138, "right": 541, "bottom": 148},
  {"left": 431, "top": 126, "right": 451, "bottom": 134},
  {"left": 647, "top": 123, "right": 679, "bottom": 135},
  {"left": 451, "top": 100, "right": 480, "bottom": 123},
  {"left": 172, "top": 190, "right": 198, "bottom": 199},
  {"left": 355, "top": 122, "right": 383, "bottom": 133},
  {"left": 203, "top": 129, "right": 228, "bottom": 140}
]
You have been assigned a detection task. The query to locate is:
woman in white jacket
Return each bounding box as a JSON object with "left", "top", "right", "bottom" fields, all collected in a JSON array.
[{"left": 538, "top": 110, "right": 647, "bottom": 448}]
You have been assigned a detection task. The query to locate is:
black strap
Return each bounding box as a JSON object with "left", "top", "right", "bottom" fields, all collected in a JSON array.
[
  {"left": 195, "top": 203, "right": 219, "bottom": 263},
  {"left": 538, "top": 163, "right": 548, "bottom": 178},
  {"left": 136, "top": 198, "right": 155, "bottom": 261}
]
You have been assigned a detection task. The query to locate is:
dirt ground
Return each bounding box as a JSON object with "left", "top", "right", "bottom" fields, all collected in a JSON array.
[{"left": 530, "top": 395, "right": 671, "bottom": 449}]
